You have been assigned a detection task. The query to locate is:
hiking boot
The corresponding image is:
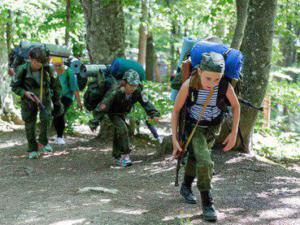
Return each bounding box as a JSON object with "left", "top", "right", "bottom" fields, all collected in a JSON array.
[
  {"left": 28, "top": 151, "right": 39, "bottom": 159},
  {"left": 88, "top": 120, "right": 98, "bottom": 132},
  {"left": 54, "top": 137, "right": 65, "bottom": 145},
  {"left": 180, "top": 183, "right": 197, "bottom": 204},
  {"left": 123, "top": 154, "right": 132, "bottom": 165},
  {"left": 201, "top": 191, "right": 217, "bottom": 222},
  {"left": 114, "top": 155, "right": 132, "bottom": 167},
  {"left": 41, "top": 144, "right": 53, "bottom": 154},
  {"left": 157, "top": 136, "right": 163, "bottom": 144}
]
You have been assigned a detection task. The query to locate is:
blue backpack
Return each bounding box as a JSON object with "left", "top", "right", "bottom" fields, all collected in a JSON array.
[{"left": 190, "top": 40, "right": 244, "bottom": 80}]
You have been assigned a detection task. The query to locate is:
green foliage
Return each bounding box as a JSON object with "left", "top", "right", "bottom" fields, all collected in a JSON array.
[
  {"left": 64, "top": 91, "right": 92, "bottom": 134},
  {"left": 127, "top": 81, "right": 173, "bottom": 123},
  {"left": 254, "top": 70, "right": 300, "bottom": 162},
  {"left": 1, "top": 0, "right": 85, "bottom": 56}
]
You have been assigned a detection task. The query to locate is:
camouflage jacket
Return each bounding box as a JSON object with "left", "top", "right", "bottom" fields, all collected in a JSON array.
[
  {"left": 100, "top": 85, "right": 160, "bottom": 118},
  {"left": 11, "top": 62, "right": 63, "bottom": 114}
]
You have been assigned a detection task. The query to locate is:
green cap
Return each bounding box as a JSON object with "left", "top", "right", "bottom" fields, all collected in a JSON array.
[
  {"left": 123, "top": 69, "right": 140, "bottom": 85},
  {"left": 200, "top": 52, "right": 225, "bottom": 73}
]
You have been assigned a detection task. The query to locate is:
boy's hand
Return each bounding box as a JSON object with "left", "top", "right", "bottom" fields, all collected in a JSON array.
[
  {"left": 77, "top": 100, "right": 83, "bottom": 111},
  {"left": 172, "top": 138, "right": 183, "bottom": 159},
  {"left": 99, "top": 104, "right": 107, "bottom": 111},
  {"left": 223, "top": 132, "right": 237, "bottom": 152},
  {"left": 24, "top": 91, "right": 36, "bottom": 102},
  {"left": 8, "top": 68, "right": 15, "bottom": 76},
  {"left": 149, "top": 117, "right": 159, "bottom": 122}
]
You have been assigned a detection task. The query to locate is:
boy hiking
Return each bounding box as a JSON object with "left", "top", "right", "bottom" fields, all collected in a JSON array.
[
  {"left": 171, "top": 52, "right": 240, "bottom": 221},
  {"left": 11, "top": 47, "right": 63, "bottom": 159},
  {"left": 90, "top": 69, "right": 160, "bottom": 167}
]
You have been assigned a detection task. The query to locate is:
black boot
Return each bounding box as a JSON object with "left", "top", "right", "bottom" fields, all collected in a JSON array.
[
  {"left": 180, "top": 175, "right": 197, "bottom": 204},
  {"left": 200, "top": 191, "right": 217, "bottom": 222}
]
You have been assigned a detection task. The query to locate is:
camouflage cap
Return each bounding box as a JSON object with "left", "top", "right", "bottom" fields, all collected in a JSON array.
[
  {"left": 200, "top": 52, "right": 225, "bottom": 74},
  {"left": 123, "top": 69, "right": 140, "bottom": 85}
]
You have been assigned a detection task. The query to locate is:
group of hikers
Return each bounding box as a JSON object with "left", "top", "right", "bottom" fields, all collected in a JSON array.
[{"left": 8, "top": 36, "right": 243, "bottom": 221}]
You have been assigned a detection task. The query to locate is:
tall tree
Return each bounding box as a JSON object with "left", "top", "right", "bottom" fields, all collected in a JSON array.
[
  {"left": 231, "top": 0, "right": 249, "bottom": 49},
  {"left": 81, "top": 0, "right": 125, "bottom": 63},
  {"left": 238, "top": 0, "right": 278, "bottom": 152},
  {"left": 138, "top": 0, "right": 148, "bottom": 67},
  {"left": 65, "top": 0, "right": 71, "bottom": 46},
  {"left": 146, "top": 33, "right": 155, "bottom": 81}
]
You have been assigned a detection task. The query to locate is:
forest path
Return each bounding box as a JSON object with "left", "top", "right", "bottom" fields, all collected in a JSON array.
[{"left": 0, "top": 123, "right": 299, "bottom": 225}]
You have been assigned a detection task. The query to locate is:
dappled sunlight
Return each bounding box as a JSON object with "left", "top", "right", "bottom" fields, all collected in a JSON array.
[
  {"left": 162, "top": 209, "right": 200, "bottom": 222},
  {"left": 49, "top": 218, "right": 86, "bottom": 225},
  {"left": 111, "top": 208, "right": 148, "bottom": 215},
  {"left": 42, "top": 150, "right": 70, "bottom": 159},
  {"left": 279, "top": 196, "right": 300, "bottom": 206},
  {"left": 82, "top": 198, "right": 111, "bottom": 206},
  {"left": 211, "top": 175, "right": 226, "bottom": 182},
  {"left": 273, "top": 176, "right": 299, "bottom": 184},
  {"left": 258, "top": 208, "right": 298, "bottom": 220},
  {"left": 0, "top": 141, "right": 24, "bottom": 150},
  {"left": 225, "top": 155, "right": 250, "bottom": 164},
  {"left": 155, "top": 190, "right": 171, "bottom": 196},
  {"left": 219, "top": 207, "right": 245, "bottom": 214},
  {"left": 143, "top": 164, "right": 176, "bottom": 176},
  {"left": 20, "top": 216, "right": 42, "bottom": 224}
]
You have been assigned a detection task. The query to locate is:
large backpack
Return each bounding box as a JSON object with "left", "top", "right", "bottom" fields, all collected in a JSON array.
[
  {"left": 65, "top": 57, "right": 87, "bottom": 91},
  {"left": 110, "top": 58, "right": 146, "bottom": 81},
  {"left": 83, "top": 59, "right": 146, "bottom": 111},
  {"left": 188, "top": 41, "right": 244, "bottom": 113},
  {"left": 83, "top": 65, "right": 117, "bottom": 111},
  {"left": 9, "top": 41, "right": 71, "bottom": 69}
]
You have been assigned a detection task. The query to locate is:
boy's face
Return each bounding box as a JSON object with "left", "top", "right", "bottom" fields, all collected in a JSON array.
[
  {"left": 198, "top": 68, "right": 223, "bottom": 90},
  {"left": 125, "top": 83, "right": 138, "bottom": 95},
  {"left": 30, "top": 57, "right": 42, "bottom": 71},
  {"left": 53, "top": 62, "right": 65, "bottom": 74}
]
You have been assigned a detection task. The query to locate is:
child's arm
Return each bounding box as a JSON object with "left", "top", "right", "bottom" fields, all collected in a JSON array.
[
  {"left": 171, "top": 79, "right": 189, "bottom": 157},
  {"left": 223, "top": 83, "right": 240, "bottom": 151}
]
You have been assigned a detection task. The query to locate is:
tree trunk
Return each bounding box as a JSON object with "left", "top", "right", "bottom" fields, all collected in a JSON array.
[
  {"left": 279, "top": 22, "right": 296, "bottom": 67},
  {"left": 65, "top": 0, "right": 71, "bottom": 46},
  {"left": 146, "top": 33, "right": 154, "bottom": 81},
  {"left": 231, "top": 0, "right": 249, "bottom": 49},
  {"left": 138, "top": 0, "right": 147, "bottom": 67},
  {"left": 170, "top": 20, "right": 177, "bottom": 75},
  {"left": 0, "top": 10, "right": 23, "bottom": 125},
  {"left": 0, "top": 14, "right": 8, "bottom": 110},
  {"left": 215, "top": 0, "right": 249, "bottom": 145},
  {"left": 81, "top": 0, "right": 125, "bottom": 64},
  {"left": 154, "top": 54, "right": 161, "bottom": 82},
  {"left": 237, "top": 0, "right": 277, "bottom": 152},
  {"left": 81, "top": 0, "right": 125, "bottom": 140}
]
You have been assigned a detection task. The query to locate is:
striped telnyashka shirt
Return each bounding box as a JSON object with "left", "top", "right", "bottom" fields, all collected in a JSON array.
[{"left": 188, "top": 85, "right": 222, "bottom": 122}]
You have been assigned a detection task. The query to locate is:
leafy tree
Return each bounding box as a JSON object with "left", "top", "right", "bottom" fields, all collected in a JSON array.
[{"left": 238, "top": 0, "right": 278, "bottom": 152}]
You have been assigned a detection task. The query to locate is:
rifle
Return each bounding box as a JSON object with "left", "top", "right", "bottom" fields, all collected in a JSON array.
[
  {"left": 175, "top": 59, "right": 191, "bottom": 186},
  {"left": 29, "top": 93, "right": 49, "bottom": 116}
]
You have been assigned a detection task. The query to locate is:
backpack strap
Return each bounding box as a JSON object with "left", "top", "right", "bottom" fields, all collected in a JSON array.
[
  {"left": 216, "top": 77, "right": 230, "bottom": 112},
  {"left": 223, "top": 48, "right": 232, "bottom": 61}
]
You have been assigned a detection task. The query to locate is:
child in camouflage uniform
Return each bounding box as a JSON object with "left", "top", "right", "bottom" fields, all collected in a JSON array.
[
  {"left": 171, "top": 52, "right": 240, "bottom": 221},
  {"left": 91, "top": 69, "right": 160, "bottom": 167},
  {"left": 11, "top": 47, "right": 63, "bottom": 159}
]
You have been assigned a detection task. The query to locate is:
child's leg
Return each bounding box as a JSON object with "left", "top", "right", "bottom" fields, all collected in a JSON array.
[
  {"left": 21, "top": 100, "right": 38, "bottom": 152},
  {"left": 109, "top": 114, "right": 130, "bottom": 159},
  {"left": 38, "top": 101, "right": 52, "bottom": 146},
  {"left": 191, "top": 128, "right": 214, "bottom": 192}
]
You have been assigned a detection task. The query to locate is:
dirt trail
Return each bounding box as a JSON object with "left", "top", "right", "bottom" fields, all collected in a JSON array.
[{"left": 0, "top": 124, "right": 299, "bottom": 225}]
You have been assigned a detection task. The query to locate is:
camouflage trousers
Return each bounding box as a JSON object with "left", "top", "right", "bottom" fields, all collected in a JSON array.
[
  {"left": 184, "top": 123, "right": 221, "bottom": 191},
  {"left": 21, "top": 98, "right": 52, "bottom": 152},
  {"left": 109, "top": 114, "right": 131, "bottom": 158}
]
